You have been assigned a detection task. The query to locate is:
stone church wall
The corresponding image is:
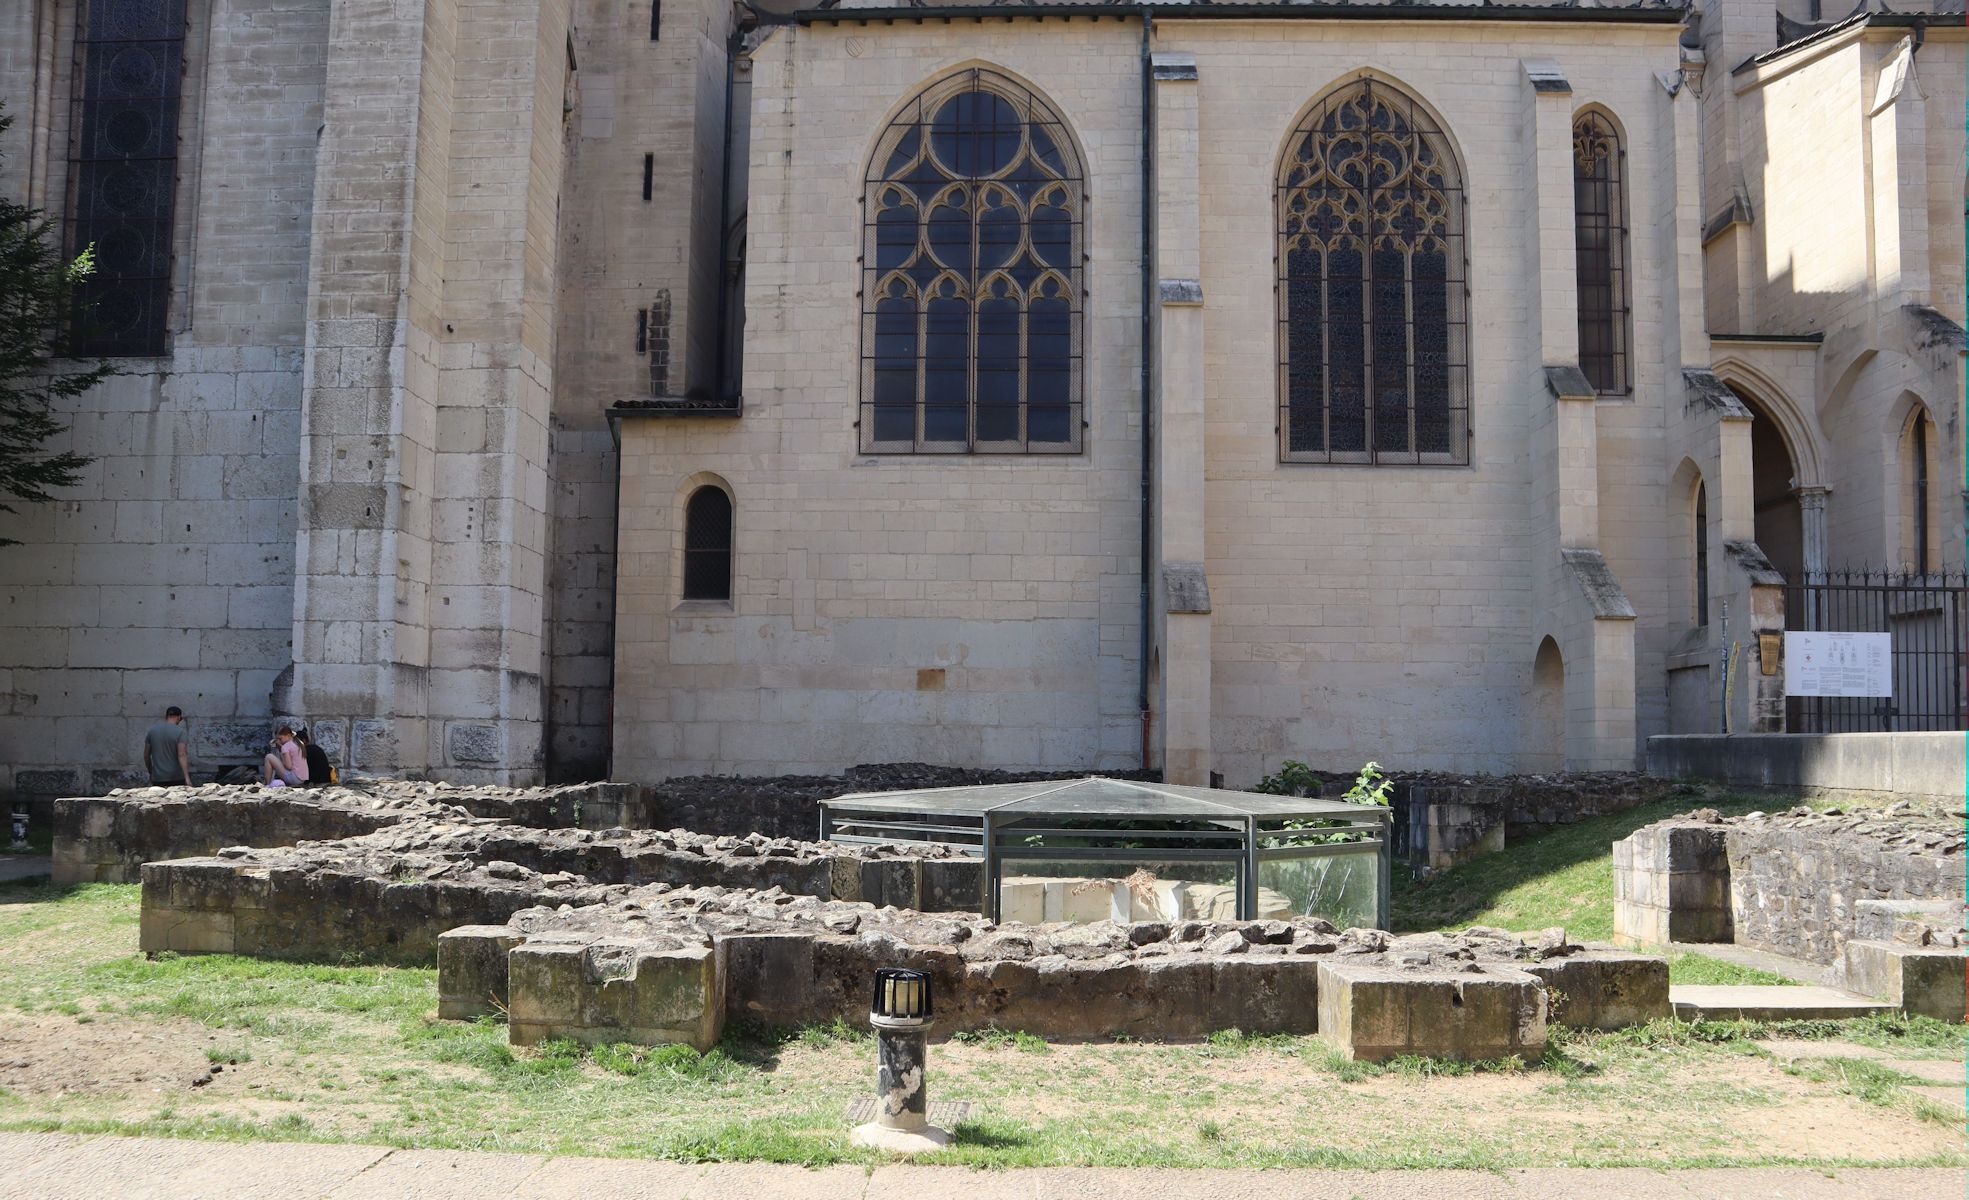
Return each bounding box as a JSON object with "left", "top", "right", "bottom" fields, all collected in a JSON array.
[
  {"left": 611, "top": 16, "right": 1690, "bottom": 784},
  {"left": 613, "top": 19, "right": 1152, "bottom": 778},
  {"left": 1177, "top": 23, "right": 1685, "bottom": 782},
  {"left": 0, "top": 0, "right": 329, "bottom": 810}
]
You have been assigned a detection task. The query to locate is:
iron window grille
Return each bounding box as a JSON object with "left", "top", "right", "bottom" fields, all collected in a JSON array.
[
  {"left": 1573, "top": 111, "right": 1630, "bottom": 396},
  {"left": 66, "top": 0, "right": 187, "bottom": 358},
  {"left": 859, "top": 69, "right": 1085, "bottom": 455},
  {"left": 1277, "top": 78, "right": 1469, "bottom": 465},
  {"left": 682, "top": 486, "right": 733, "bottom": 602}
]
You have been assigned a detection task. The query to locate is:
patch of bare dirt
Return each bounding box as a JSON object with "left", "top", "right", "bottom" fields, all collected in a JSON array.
[{"left": 0, "top": 1014, "right": 236, "bottom": 1101}]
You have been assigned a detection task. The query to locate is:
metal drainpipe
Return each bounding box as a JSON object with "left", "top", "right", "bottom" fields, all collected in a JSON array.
[
  {"left": 603, "top": 409, "right": 623, "bottom": 781},
  {"left": 712, "top": 17, "right": 747, "bottom": 402},
  {"left": 1136, "top": 11, "right": 1156, "bottom": 773}
]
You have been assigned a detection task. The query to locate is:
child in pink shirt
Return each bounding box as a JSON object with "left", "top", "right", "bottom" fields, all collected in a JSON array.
[{"left": 262, "top": 726, "right": 309, "bottom": 787}]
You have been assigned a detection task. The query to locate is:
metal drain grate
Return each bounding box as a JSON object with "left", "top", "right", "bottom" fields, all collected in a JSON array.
[{"left": 843, "top": 1098, "right": 977, "bottom": 1125}]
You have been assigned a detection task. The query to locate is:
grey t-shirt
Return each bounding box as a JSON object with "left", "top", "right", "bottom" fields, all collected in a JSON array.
[{"left": 145, "top": 722, "right": 190, "bottom": 784}]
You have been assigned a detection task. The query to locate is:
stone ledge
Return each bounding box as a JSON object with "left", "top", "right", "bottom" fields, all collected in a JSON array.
[{"left": 1838, "top": 940, "right": 1967, "bottom": 1023}]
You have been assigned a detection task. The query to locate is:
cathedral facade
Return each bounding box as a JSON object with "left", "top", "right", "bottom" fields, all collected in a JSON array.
[{"left": 0, "top": 0, "right": 1961, "bottom": 800}]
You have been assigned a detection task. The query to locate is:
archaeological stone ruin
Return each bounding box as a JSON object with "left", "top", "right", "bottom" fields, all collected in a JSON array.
[
  {"left": 51, "top": 773, "right": 1696, "bottom": 1062},
  {"left": 1614, "top": 805, "right": 1966, "bottom": 1021}
]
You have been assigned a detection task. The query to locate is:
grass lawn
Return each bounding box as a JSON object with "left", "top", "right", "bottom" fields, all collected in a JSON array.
[
  {"left": 1392, "top": 790, "right": 1813, "bottom": 986},
  {"left": 0, "top": 877, "right": 1960, "bottom": 1169}
]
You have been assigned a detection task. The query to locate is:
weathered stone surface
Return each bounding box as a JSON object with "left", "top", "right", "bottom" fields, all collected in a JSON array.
[
  {"left": 507, "top": 938, "right": 723, "bottom": 1052},
  {"left": 1315, "top": 958, "right": 1546, "bottom": 1063},
  {"left": 1722, "top": 807, "right": 1960, "bottom": 964},
  {"left": 1522, "top": 952, "right": 1671, "bottom": 1031},
  {"left": 437, "top": 925, "right": 526, "bottom": 1020},
  {"left": 1838, "top": 939, "right": 1967, "bottom": 1023},
  {"left": 1612, "top": 818, "right": 1733, "bottom": 949}
]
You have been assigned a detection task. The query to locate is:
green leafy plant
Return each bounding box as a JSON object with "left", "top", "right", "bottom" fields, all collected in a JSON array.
[{"left": 1340, "top": 761, "right": 1394, "bottom": 807}]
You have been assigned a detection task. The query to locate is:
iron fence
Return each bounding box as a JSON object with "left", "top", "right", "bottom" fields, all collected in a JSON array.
[{"left": 1783, "top": 569, "right": 1969, "bottom": 732}]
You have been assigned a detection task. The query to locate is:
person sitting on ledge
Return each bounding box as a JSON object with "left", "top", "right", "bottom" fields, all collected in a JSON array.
[
  {"left": 261, "top": 726, "right": 308, "bottom": 789},
  {"left": 294, "top": 727, "right": 333, "bottom": 788},
  {"left": 142, "top": 706, "right": 192, "bottom": 787}
]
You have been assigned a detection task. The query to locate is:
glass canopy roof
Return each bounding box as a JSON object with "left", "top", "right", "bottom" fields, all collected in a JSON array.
[
  {"left": 823, "top": 776, "right": 1379, "bottom": 823},
  {"left": 820, "top": 776, "right": 1392, "bottom": 928}
]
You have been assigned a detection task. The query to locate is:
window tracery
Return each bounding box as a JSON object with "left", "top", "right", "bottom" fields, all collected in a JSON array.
[
  {"left": 861, "top": 70, "right": 1084, "bottom": 454},
  {"left": 1278, "top": 78, "right": 1468, "bottom": 464}
]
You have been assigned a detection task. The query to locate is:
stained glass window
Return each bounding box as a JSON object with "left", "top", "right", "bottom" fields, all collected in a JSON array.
[
  {"left": 1278, "top": 79, "right": 1468, "bottom": 465},
  {"left": 860, "top": 70, "right": 1084, "bottom": 454},
  {"left": 68, "top": 0, "right": 187, "bottom": 357},
  {"left": 683, "top": 486, "right": 732, "bottom": 602},
  {"left": 1573, "top": 110, "right": 1630, "bottom": 395}
]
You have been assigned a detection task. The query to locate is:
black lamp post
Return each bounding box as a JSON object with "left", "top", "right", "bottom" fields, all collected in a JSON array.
[
  {"left": 850, "top": 966, "right": 949, "bottom": 1152},
  {"left": 7, "top": 810, "right": 26, "bottom": 852}
]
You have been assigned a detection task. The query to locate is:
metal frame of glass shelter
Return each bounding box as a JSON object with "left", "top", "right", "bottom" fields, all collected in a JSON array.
[{"left": 819, "top": 777, "right": 1392, "bottom": 928}]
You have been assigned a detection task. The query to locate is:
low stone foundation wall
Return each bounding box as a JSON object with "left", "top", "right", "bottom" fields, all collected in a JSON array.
[
  {"left": 1380, "top": 772, "right": 1668, "bottom": 875},
  {"left": 137, "top": 818, "right": 983, "bottom": 964},
  {"left": 1723, "top": 808, "right": 1961, "bottom": 964},
  {"left": 1613, "top": 806, "right": 1964, "bottom": 1019},
  {"left": 438, "top": 886, "right": 1663, "bottom": 1058},
  {"left": 54, "top": 791, "right": 417, "bottom": 883}
]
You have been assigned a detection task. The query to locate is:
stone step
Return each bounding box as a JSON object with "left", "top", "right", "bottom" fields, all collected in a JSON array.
[
  {"left": 1670, "top": 984, "right": 1896, "bottom": 1022},
  {"left": 1664, "top": 939, "right": 1831, "bottom": 986}
]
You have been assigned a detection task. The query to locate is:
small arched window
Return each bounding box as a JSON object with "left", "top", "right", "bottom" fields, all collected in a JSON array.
[
  {"left": 1902, "top": 405, "right": 1939, "bottom": 574},
  {"left": 1573, "top": 110, "right": 1630, "bottom": 395},
  {"left": 861, "top": 69, "right": 1085, "bottom": 454},
  {"left": 682, "top": 486, "right": 733, "bottom": 602},
  {"left": 1279, "top": 78, "right": 1469, "bottom": 464},
  {"left": 1693, "top": 481, "right": 1710, "bottom": 626}
]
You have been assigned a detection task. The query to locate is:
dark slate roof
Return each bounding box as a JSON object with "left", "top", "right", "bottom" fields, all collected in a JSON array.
[
  {"left": 611, "top": 395, "right": 743, "bottom": 416},
  {"left": 806, "top": 0, "right": 1688, "bottom": 20}
]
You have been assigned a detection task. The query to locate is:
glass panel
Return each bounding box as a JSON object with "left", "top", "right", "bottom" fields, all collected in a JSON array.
[
  {"left": 871, "top": 294, "right": 918, "bottom": 443},
  {"left": 975, "top": 290, "right": 1020, "bottom": 442},
  {"left": 1027, "top": 292, "right": 1071, "bottom": 443},
  {"left": 1259, "top": 848, "right": 1380, "bottom": 930},
  {"left": 1412, "top": 249, "right": 1452, "bottom": 455},
  {"left": 931, "top": 90, "right": 1021, "bottom": 178},
  {"left": 682, "top": 488, "right": 732, "bottom": 601},
  {"left": 874, "top": 199, "right": 916, "bottom": 271},
  {"left": 998, "top": 858, "right": 1250, "bottom": 924},
  {"left": 923, "top": 292, "right": 968, "bottom": 443},
  {"left": 1327, "top": 246, "right": 1367, "bottom": 453},
  {"left": 925, "top": 195, "right": 971, "bottom": 271},
  {"left": 977, "top": 192, "right": 1019, "bottom": 271}
]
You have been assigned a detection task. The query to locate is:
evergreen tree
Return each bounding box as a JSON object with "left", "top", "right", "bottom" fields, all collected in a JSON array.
[{"left": 0, "top": 102, "right": 115, "bottom": 546}]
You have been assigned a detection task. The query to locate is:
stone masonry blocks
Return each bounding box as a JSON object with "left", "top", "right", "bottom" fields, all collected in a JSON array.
[
  {"left": 437, "top": 925, "right": 528, "bottom": 1020},
  {"left": 1612, "top": 821, "right": 1732, "bottom": 948},
  {"left": 506, "top": 937, "right": 725, "bottom": 1053},
  {"left": 1315, "top": 959, "right": 1548, "bottom": 1063},
  {"left": 1839, "top": 940, "right": 1967, "bottom": 1024}
]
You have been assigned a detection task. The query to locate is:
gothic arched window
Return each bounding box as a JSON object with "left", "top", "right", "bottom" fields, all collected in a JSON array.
[
  {"left": 861, "top": 70, "right": 1084, "bottom": 454},
  {"left": 68, "top": 0, "right": 189, "bottom": 356},
  {"left": 1573, "top": 110, "right": 1630, "bottom": 395},
  {"left": 1279, "top": 78, "right": 1468, "bottom": 465}
]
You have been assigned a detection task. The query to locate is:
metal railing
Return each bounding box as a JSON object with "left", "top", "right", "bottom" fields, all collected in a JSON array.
[{"left": 1783, "top": 569, "right": 1969, "bottom": 732}]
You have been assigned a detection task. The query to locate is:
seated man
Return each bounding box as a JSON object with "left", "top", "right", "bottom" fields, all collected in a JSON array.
[
  {"left": 261, "top": 726, "right": 308, "bottom": 788},
  {"left": 142, "top": 705, "right": 192, "bottom": 787}
]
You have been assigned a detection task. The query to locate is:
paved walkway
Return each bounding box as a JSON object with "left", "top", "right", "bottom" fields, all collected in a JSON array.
[{"left": 0, "top": 1133, "right": 1955, "bottom": 1200}]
